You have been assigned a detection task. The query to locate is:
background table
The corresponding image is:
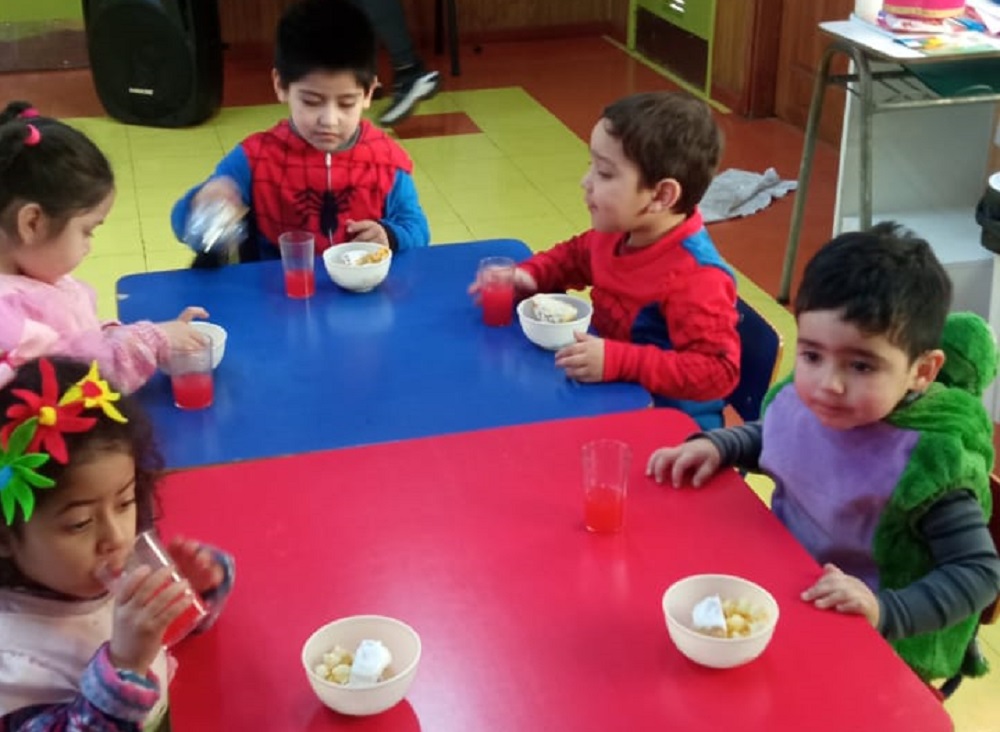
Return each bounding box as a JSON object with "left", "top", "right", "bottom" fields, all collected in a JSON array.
[
  {"left": 117, "top": 240, "right": 649, "bottom": 468},
  {"left": 778, "top": 18, "right": 1000, "bottom": 305},
  {"left": 158, "top": 409, "right": 950, "bottom": 732}
]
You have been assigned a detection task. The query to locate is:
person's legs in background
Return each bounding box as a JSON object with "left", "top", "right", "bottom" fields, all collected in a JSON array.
[{"left": 352, "top": 0, "right": 441, "bottom": 126}]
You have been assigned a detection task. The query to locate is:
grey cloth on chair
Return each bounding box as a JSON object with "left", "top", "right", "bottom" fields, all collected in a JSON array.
[{"left": 700, "top": 167, "right": 797, "bottom": 224}]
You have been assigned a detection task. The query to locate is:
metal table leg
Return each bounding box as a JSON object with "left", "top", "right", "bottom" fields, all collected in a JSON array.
[
  {"left": 778, "top": 42, "right": 842, "bottom": 303},
  {"left": 855, "top": 49, "right": 874, "bottom": 231}
]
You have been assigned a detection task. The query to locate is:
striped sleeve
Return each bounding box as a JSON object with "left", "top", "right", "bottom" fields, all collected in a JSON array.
[
  {"left": 878, "top": 490, "right": 1000, "bottom": 641},
  {"left": 1, "top": 643, "right": 158, "bottom": 731},
  {"left": 699, "top": 422, "right": 764, "bottom": 471},
  {"left": 194, "top": 546, "right": 236, "bottom": 633}
]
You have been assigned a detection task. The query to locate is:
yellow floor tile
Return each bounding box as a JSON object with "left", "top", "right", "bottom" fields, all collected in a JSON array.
[
  {"left": 134, "top": 187, "right": 182, "bottom": 231},
  {"left": 944, "top": 639, "right": 1000, "bottom": 732},
  {"left": 75, "top": 254, "right": 147, "bottom": 321},
  {"left": 979, "top": 622, "right": 999, "bottom": 656},
  {"left": 132, "top": 156, "right": 217, "bottom": 191},
  {"left": 429, "top": 220, "right": 474, "bottom": 245},
  {"left": 141, "top": 224, "right": 185, "bottom": 253},
  {"left": 465, "top": 215, "right": 578, "bottom": 253},
  {"left": 145, "top": 249, "right": 195, "bottom": 274},
  {"left": 92, "top": 220, "right": 143, "bottom": 258},
  {"left": 485, "top": 127, "right": 589, "bottom": 159},
  {"left": 509, "top": 152, "right": 589, "bottom": 190},
  {"left": 419, "top": 156, "right": 538, "bottom": 197},
  {"left": 125, "top": 125, "right": 224, "bottom": 159},
  {"left": 211, "top": 104, "right": 285, "bottom": 129},
  {"left": 401, "top": 134, "right": 506, "bottom": 167}
]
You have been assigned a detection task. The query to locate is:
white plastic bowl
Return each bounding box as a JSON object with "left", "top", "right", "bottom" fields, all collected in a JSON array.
[
  {"left": 662, "top": 574, "right": 779, "bottom": 669},
  {"left": 322, "top": 242, "right": 392, "bottom": 293},
  {"left": 516, "top": 294, "right": 593, "bottom": 351},
  {"left": 190, "top": 321, "right": 226, "bottom": 368},
  {"left": 301, "top": 615, "right": 421, "bottom": 716},
  {"left": 161, "top": 321, "right": 226, "bottom": 375}
]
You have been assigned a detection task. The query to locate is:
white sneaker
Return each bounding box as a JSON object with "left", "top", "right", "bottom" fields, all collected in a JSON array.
[{"left": 378, "top": 70, "right": 441, "bottom": 126}]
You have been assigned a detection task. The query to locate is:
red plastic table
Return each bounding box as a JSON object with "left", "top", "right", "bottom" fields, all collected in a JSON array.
[{"left": 159, "top": 409, "right": 952, "bottom": 732}]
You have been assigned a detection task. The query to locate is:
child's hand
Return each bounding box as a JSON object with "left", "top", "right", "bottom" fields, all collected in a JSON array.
[
  {"left": 467, "top": 268, "right": 537, "bottom": 299},
  {"left": 192, "top": 176, "right": 242, "bottom": 209},
  {"left": 646, "top": 438, "right": 722, "bottom": 488},
  {"left": 176, "top": 306, "right": 209, "bottom": 323},
  {"left": 801, "top": 563, "right": 880, "bottom": 627},
  {"left": 158, "top": 319, "right": 208, "bottom": 351},
  {"left": 345, "top": 218, "right": 389, "bottom": 246},
  {"left": 109, "top": 565, "right": 195, "bottom": 674},
  {"left": 554, "top": 332, "right": 604, "bottom": 382},
  {"left": 168, "top": 535, "right": 225, "bottom": 595}
]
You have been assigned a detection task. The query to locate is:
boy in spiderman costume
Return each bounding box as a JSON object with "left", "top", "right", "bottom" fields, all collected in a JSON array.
[
  {"left": 492, "top": 92, "right": 740, "bottom": 430},
  {"left": 171, "top": 0, "right": 430, "bottom": 266}
]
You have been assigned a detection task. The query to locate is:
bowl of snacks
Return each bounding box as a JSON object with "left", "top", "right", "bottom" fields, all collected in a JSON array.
[
  {"left": 516, "top": 293, "right": 593, "bottom": 351},
  {"left": 322, "top": 242, "right": 392, "bottom": 293},
  {"left": 301, "top": 614, "right": 421, "bottom": 716},
  {"left": 661, "top": 574, "right": 779, "bottom": 669},
  {"left": 161, "top": 321, "right": 227, "bottom": 374}
]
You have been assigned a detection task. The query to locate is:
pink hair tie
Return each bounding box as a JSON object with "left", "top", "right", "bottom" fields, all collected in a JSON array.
[
  {"left": 18, "top": 108, "right": 39, "bottom": 119},
  {"left": 24, "top": 124, "right": 41, "bottom": 146}
]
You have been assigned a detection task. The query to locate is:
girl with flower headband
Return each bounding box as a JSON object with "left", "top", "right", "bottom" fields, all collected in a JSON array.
[
  {"left": 0, "top": 358, "right": 235, "bottom": 730},
  {"left": 0, "top": 101, "right": 209, "bottom": 394}
]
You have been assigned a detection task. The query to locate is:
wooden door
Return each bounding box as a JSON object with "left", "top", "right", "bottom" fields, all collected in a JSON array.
[
  {"left": 713, "top": 0, "right": 783, "bottom": 117},
  {"left": 774, "top": 0, "right": 854, "bottom": 144}
]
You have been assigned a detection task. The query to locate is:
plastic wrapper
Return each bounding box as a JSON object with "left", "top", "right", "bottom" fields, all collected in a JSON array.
[{"left": 183, "top": 199, "right": 248, "bottom": 255}]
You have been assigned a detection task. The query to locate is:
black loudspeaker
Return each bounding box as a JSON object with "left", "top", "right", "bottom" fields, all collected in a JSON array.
[{"left": 82, "top": 0, "right": 223, "bottom": 127}]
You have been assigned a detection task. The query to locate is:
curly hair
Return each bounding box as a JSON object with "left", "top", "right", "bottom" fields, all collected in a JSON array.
[{"left": 0, "top": 358, "right": 163, "bottom": 587}]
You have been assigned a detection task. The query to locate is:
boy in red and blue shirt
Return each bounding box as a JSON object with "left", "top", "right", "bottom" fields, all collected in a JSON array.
[
  {"left": 511, "top": 92, "right": 739, "bottom": 429},
  {"left": 171, "top": 0, "right": 429, "bottom": 264}
]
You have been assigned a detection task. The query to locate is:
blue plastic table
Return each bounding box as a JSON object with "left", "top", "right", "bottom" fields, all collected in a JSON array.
[{"left": 117, "top": 240, "right": 651, "bottom": 468}]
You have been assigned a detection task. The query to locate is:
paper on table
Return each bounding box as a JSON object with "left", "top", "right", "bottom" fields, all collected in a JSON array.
[{"left": 969, "top": 0, "right": 1000, "bottom": 36}]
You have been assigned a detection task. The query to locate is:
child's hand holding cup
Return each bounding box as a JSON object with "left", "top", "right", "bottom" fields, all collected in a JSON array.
[{"left": 98, "top": 530, "right": 209, "bottom": 667}]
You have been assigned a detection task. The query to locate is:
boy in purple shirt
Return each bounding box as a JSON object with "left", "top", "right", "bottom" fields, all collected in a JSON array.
[{"left": 647, "top": 223, "right": 1000, "bottom": 685}]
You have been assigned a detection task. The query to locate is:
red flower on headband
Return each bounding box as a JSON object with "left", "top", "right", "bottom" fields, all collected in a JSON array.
[{"left": 1, "top": 359, "right": 96, "bottom": 464}]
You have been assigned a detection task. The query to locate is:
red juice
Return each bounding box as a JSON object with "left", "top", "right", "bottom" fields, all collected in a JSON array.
[
  {"left": 584, "top": 484, "right": 624, "bottom": 533},
  {"left": 481, "top": 281, "right": 514, "bottom": 326},
  {"left": 171, "top": 373, "right": 214, "bottom": 410},
  {"left": 284, "top": 269, "right": 316, "bottom": 298},
  {"left": 162, "top": 597, "right": 208, "bottom": 647}
]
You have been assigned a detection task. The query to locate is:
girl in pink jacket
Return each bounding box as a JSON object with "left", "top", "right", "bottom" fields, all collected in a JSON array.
[{"left": 0, "top": 101, "right": 207, "bottom": 393}]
